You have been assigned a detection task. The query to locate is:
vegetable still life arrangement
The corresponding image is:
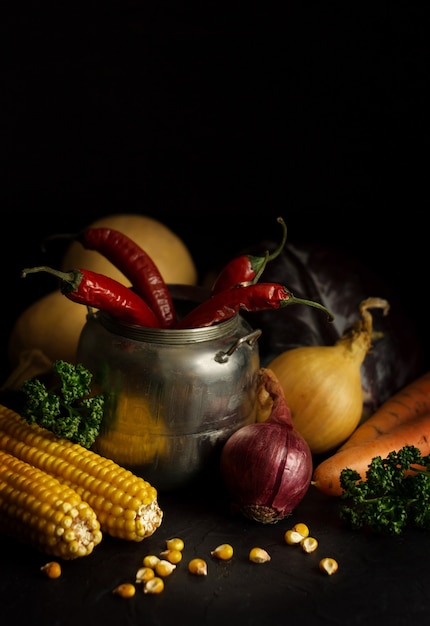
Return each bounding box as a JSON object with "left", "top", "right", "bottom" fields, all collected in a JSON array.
[
  {"left": 0, "top": 214, "right": 331, "bottom": 559},
  {"left": 18, "top": 216, "right": 332, "bottom": 495},
  {"left": 2, "top": 208, "right": 430, "bottom": 578}
]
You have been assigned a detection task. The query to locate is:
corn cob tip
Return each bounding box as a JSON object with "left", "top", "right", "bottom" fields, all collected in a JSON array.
[
  {"left": 0, "top": 404, "right": 163, "bottom": 542},
  {"left": 0, "top": 450, "right": 102, "bottom": 559}
]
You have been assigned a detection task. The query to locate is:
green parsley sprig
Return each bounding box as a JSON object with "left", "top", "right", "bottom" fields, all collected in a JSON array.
[
  {"left": 21, "top": 360, "right": 104, "bottom": 448},
  {"left": 339, "top": 445, "right": 430, "bottom": 535}
]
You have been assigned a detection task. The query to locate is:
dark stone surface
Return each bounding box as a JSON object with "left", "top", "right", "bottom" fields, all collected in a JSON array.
[{"left": 1, "top": 463, "right": 429, "bottom": 626}]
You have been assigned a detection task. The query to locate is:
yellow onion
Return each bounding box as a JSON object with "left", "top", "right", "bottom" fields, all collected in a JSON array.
[
  {"left": 267, "top": 297, "right": 390, "bottom": 455},
  {"left": 220, "top": 368, "right": 312, "bottom": 524}
]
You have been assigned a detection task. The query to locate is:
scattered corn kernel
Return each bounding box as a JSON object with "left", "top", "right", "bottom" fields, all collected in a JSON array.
[
  {"left": 319, "top": 557, "right": 339, "bottom": 575},
  {"left": 210, "top": 543, "right": 234, "bottom": 561},
  {"left": 112, "top": 583, "right": 136, "bottom": 598},
  {"left": 188, "top": 558, "right": 208, "bottom": 576},
  {"left": 143, "top": 577, "right": 165, "bottom": 594},
  {"left": 166, "top": 537, "right": 185, "bottom": 552},
  {"left": 249, "top": 547, "right": 271, "bottom": 563},
  {"left": 135, "top": 567, "right": 155, "bottom": 584},
  {"left": 160, "top": 548, "right": 183, "bottom": 564},
  {"left": 143, "top": 555, "right": 160, "bottom": 568},
  {"left": 155, "top": 559, "right": 176, "bottom": 577},
  {"left": 292, "top": 522, "right": 309, "bottom": 538},
  {"left": 284, "top": 529, "right": 304, "bottom": 545},
  {"left": 300, "top": 536, "right": 319, "bottom": 553},
  {"left": 40, "top": 561, "right": 62, "bottom": 579}
]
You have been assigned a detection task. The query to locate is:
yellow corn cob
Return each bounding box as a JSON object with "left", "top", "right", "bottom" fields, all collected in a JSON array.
[
  {"left": 0, "top": 449, "right": 102, "bottom": 559},
  {"left": 0, "top": 405, "right": 163, "bottom": 541}
]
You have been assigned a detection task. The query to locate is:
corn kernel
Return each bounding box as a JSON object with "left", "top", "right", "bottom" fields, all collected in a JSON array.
[
  {"left": 300, "top": 536, "right": 319, "bottom": 553},
  {"left": 210, "top": 543, "right": 234, "bottom": 561},
  {"left": 143, "top": 555, "right": 160, "bottom": 568},
  {"left": 160, "top": 548, "right": 183, "bottom": 564},
  {"left": 292, "top": 522, "right": 309, "bottom": 538},
  {"left": 284, "top": 529, "right": 304, "bottom": 545},
  {"left": 249, "top": 547, "right": 271, "bottom": 563},
  {"left": 319, "top": 557, "right": 339, "bottom": 575},
  {"left": 166, "top": 537, "right": 184, "bottom": 552},
  {"left": 135, "top": 567, "right": 155, "bottom": 584},
  {"left": 188, "top": 558, "right": 208, "bottom": 576},
  {"left": 40, "top": 561, "right": 62, "bottom": 579},
  {"left": 143, "top": 577, "right": 165, "bottom": 594},
  {"left": 155, "top": 559, "right": 176, "bottom": 577},
  {"left": 112, "top": 583, "right": 136, "bottom": 598}
]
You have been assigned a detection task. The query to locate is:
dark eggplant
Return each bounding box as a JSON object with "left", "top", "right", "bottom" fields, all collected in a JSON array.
[{"left": 240, "top": 240, "right": 425, "bottom": 421}]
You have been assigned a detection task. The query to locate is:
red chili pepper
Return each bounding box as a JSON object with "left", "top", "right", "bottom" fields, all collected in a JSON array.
[
  {"left": 211, "top": 217, "right": 287, "bottom": 294},
  {"left": 176, "top": 282, "right": 334, "bottom": 329},
  {"left": 46, "top": 227, "right": 176, "bottom": 328},
  {"left": 21, "top": 266, "right": 162, "bottom": 328}
]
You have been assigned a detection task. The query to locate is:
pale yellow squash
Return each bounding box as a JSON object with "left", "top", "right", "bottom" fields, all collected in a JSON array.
[{"left": 7, "top": 291, "right": 88, "bottom": 373}]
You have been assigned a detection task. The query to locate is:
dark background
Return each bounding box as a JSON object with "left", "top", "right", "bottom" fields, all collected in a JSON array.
[{"left": 3, "top": 3, "right": 428, "bottom": 382}]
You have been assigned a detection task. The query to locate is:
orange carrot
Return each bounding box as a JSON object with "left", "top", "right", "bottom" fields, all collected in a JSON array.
[
  {"left": 312, "top": 370, "right": 430, "bottom": 496},
  {"left": 338, "top": 370, "right": 430, "bottom": 449}
]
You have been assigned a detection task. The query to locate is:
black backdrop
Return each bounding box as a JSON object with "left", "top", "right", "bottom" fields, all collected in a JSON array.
[{"left": 3, "top": 3, "right": 428, "bottom": 384}]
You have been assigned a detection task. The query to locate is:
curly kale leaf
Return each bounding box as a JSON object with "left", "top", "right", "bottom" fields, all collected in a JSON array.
[
  {"left": 21, "top": 360, "right": 104, "bottom": 448},
  {"left": 339, "top": 445, "right": 430, "bottom": 535}
]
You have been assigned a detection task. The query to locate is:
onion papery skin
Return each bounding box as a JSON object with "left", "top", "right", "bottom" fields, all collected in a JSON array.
[
  {"left": 220, "top": 417, "right": 313, "bottom": 524},
  {"left": 269, "top": 343, "right": 364, "bottom": 455}
]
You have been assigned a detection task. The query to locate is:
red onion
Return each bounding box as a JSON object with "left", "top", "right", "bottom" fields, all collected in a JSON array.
[{"left": 220, "top": 368, "right": 313, "bottom": 523}]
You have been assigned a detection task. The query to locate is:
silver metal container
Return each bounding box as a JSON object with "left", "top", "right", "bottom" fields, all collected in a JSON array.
[{"left": 77, "top": 285, "right": 261, "bottom": 491}]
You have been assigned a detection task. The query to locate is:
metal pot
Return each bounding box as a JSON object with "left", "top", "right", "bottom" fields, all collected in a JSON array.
[{"left": 77, "top": 285, "right": 261, "bottom": 490}]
